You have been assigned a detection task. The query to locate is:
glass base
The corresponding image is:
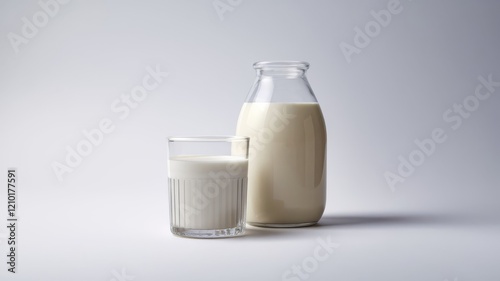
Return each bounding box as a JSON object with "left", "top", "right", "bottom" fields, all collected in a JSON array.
[
  {"left": 248, "top": 221, "right": 317, "bottom": 228},
  {"left": 171, "top": 225, "right": 245, "bottom": 238}
]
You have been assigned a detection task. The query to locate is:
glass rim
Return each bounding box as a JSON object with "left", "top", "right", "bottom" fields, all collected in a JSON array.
[
  {"left": 168, "top": 135, "right": 249, "bottom": 142},
  {"left": 253, "top": 61, "right": 310, "bottom": 70}
]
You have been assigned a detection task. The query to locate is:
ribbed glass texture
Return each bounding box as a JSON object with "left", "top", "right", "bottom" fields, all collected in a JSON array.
[{"left": 168, "top": 177, "right": 247, "bottom": 238}]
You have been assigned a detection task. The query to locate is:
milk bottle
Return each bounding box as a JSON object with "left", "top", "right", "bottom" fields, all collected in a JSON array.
[{"left": 236, "top": 61, "right": 327, "bottom": 227}]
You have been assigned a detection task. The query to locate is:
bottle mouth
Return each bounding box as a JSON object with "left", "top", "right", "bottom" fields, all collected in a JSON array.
[{"left": 253, "top": 61, "right": 310, "bottom": 71}]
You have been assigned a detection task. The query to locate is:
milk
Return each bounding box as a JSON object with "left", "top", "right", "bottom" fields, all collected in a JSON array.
[
  {"left": 236, "top": 102, "right": 326, "bottom": 226},
  {"left": 168, "top": 155, "right": 248, "bottom": 231}
]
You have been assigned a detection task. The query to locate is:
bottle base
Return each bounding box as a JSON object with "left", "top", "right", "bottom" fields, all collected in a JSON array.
[{"left": 248, "top": 221, "right": 317, "bottom": 228}]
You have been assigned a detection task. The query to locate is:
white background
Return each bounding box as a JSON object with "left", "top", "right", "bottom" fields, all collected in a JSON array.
[{"left": 1, "top": 0, "right": 499, "bottom": 280}]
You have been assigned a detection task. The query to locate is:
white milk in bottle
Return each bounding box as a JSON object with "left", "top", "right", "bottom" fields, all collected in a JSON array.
[{"left": 236, "top": 62, "right": 327, "bottom": 227}]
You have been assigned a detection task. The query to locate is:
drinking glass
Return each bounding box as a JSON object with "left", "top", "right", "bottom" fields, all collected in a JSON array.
[{"left": 167, "top": 136, "right": 249, "bottom": 238}]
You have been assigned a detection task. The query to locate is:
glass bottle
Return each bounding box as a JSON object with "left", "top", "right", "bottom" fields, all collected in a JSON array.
[{"left": 236, "top": 61, "right": 327, "bottom": 227}]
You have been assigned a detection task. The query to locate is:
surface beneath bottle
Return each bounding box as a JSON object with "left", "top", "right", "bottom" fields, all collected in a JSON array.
[{"left": 248, "top": 221, "right": 317, "bottom": 228}]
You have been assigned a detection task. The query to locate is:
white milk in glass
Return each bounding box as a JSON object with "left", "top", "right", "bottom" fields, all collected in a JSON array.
[{"left": 168, "top": 155, "right": 248, "bottom": 230}]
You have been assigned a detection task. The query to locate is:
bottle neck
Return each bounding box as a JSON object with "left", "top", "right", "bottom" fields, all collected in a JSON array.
[
  {"left": 256, "top": 68, "right": 306, "bottom": 78},
  {"left": 246, "top": 71, "right": 317, "bottom": 103},
  {"left": 254, "top": 61, "right": 308, "bottom": 78}
]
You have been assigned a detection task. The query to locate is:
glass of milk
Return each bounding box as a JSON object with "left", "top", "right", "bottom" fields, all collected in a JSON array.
[{"left": 167, "top": 136, "right": 249, "bottom": 238}]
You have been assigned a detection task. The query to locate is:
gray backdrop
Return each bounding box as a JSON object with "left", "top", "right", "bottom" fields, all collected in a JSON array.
[{"left": 0, "top": 0, "right": 499, "bottom": 280}]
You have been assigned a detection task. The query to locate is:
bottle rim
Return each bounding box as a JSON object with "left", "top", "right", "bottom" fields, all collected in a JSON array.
[{"left": 253, "top": 61, "right": 310, "bottom": 70}]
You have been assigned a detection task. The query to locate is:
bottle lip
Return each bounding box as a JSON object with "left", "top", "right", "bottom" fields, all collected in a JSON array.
[{"left": 253, "top": 61, "right": 310, "bottom": 70}]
